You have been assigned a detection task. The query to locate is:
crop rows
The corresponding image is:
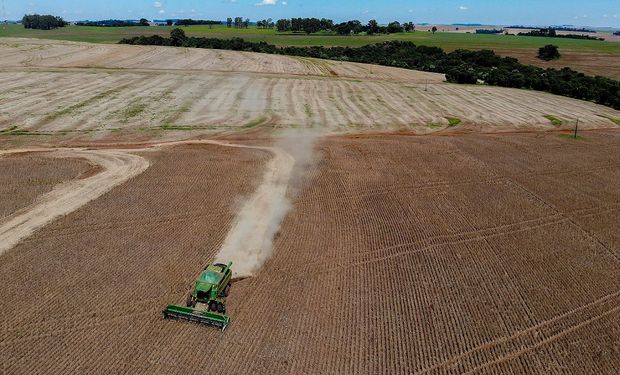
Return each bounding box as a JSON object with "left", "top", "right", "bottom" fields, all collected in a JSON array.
[
  {"left": 0, "top": 144, "right": 268, "bottom": 374},
  {"left": 0, "top": 153, "right": 96, "bottom": 219},
  {"left": 1, "top": 132, "right": 619, "bottom": 373},
  {"left": 1, "top": 41, "right": 619, "bottom": 144}
]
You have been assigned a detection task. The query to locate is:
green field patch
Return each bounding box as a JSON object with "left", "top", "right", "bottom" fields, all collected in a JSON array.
[
  {"left": 161, "top": 103, "right": 191, "bottom": 125},
  {"left": 46, "top": 87, "right": 123, "bottom": 121},
  {"left": 446, "top": 117, "right": 462, "bottom": 127},
  {"left": 160, "top": 124, "right": 195, "bottom": 131},
  {"left": 0, "top": 125, "right": 19, "bottom": 133},
  {"left": 119, "top": 100, "right": 147, "bottom": 122},
  {"left": 3, "top": 24, "right": 620, "bottom": 54},
  {"left": 601, "top": 116, "right": 620, "bottom": 126},
  {"left": 243, "top": 116, "right": 267, "bottom": 129},
  {"left": 544, "top": 115, "right": 563, "bottom": 126}
]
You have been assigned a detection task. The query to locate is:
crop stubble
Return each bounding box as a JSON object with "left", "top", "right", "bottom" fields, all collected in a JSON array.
[
  {"left": 1, "top": 40, "right": 619, "bottom": 144},
  {"left": 0, "top": 132, "right": 618, "bottom": 373},
  {"left": 0, "top": 153, "right": 98, "bottom": 219}
]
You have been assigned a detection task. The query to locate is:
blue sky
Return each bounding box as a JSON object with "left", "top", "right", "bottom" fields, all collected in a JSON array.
[{"left": 3, "top": 1, "right": 620, "bottom": 27}]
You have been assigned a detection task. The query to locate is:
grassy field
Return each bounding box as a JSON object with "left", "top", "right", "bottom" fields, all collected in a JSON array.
[
  {"left": 2, "top": 24, "right": 620, "bottom": 78},
  {"left": 2, "top": 24, "right": 620, "bottom": 52}
]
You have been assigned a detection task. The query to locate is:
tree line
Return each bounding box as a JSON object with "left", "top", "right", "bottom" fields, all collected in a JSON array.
[
  {"left": 22, "top": 14, "right": 67, "bottom": 30},
  {"left": 274, "top": 18, "right": 415, "bottom": 35},
  {"left": 226, "top": 17, "right": 250, "bottom": 29},
  {"left": 76, "top": 19, "right": 150, "bottom": 27},
  {"left": 119, "top": 29, "right": 620, "bottom": 110},
  {"left": 518, "top": 28, "right": 604, "bottom": 41},
  {"left": 175, "top": 19, "right": 222, "bottom": 26},
  {"left": 475, "top": 29, "right": 503, "bottom": 34}
]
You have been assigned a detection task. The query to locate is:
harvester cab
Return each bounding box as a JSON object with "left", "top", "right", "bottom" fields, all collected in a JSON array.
[{"left": 163, "top": 261, "right": 233, "bottom": 330}]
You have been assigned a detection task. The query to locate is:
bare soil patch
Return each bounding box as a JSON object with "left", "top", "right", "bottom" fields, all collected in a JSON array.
[
  {"left": 0, "top": 153, "right": 97, "bottom": 219},
  {"left": 1, "top": 131, "right": 618, "bottom": 373}
]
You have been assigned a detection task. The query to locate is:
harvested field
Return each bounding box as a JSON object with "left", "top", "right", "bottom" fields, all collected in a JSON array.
[
  {"left": 1, "top": 131, "right": 619, "bottom": 373},
  {"left": 0, "top": 148, "right": 149, "bottom": 255},
  {"left": 1, "top": 39, "right": 619, "bottom": 144},
  {"left": 495, "top": 49, "right": 620, "bottom": 80},
  {"left": 0, "top": 38, "right": 443, "bottom": 82},
  {"left": 0, "top": 153, "right": 97, "bottom": 219}
]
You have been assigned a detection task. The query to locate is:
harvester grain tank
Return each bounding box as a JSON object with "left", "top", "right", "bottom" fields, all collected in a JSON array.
[{"left": 163, "top": 262, "right": 233, "bottom": 330}]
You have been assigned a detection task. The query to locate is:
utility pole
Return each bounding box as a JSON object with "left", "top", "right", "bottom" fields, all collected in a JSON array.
[{"left": 574, "top": 118, "right": 579, "bottom": 139}]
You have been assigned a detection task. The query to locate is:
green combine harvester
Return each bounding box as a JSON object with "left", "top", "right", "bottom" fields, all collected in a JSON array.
[{"left": 163, "top": 262, "right": 233, "bottom": 330}]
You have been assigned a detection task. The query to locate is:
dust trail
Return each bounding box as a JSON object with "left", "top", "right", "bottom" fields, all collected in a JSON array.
[
  {"left": 0, "top": 148, "right": 149, "bottom": 256},
  {"left": 211, "top": 130, "right": 322, "bottom": 277}
]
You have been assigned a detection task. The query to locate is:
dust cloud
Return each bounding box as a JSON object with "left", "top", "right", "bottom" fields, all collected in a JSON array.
[{"left": 214, "top": 129, "right": 323, "bottom": 278}]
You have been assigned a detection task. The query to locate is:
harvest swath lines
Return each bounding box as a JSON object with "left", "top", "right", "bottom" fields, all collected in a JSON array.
[
  {"left": 0, "top": 34, "right": 619, "bottom": 373},
  {"left": 1, "top": 39, "right": 619, "bottom": 143}
]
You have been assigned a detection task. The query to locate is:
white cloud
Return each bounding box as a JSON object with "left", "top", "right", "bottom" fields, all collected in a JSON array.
[
  {"left": 282, "top": 1, "right": 287, "bottom": 5},
  {"left": 256, "top": 0, "right": 277, "bottom": 5},
  {"left": 158, "top": 9, "right": 165, "bottom": 14},
  {"left": 459, "top": 6, "right": 468, "bottom": 10},
  {"left": 153, "top": 1, "right": 162, "bottom": 8},
  {"left": 408, "top": 9, "right": 414, "bottom": 14}
]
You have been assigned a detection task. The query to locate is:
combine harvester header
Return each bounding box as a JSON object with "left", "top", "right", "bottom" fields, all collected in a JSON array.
[{"left": 163, "top": 262, "right": 233, "bottom": 331}]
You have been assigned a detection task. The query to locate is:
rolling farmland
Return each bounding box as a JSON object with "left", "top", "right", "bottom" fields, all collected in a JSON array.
[
  {"left": 0, "top": 133, "right": 619, "bottom": 373},
  {"left": 1, "top": 40, "right": 619, "bottom": 143},
  {"left": 0, "top": 36, "right": 619, "bottom": 374},
  {"left": 3, "top": 24, "right": 620, "bottom": 79}
]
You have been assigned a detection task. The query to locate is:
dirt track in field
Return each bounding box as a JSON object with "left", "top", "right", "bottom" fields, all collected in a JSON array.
[
  {"left": 1, "top": 39, "right": 619, "bottom": 144},
  {"left": 1, "top": 37, "right": 619, "bottom": 374},
  {"left": 0, "top": 153, "right": 97, "bottom": 219},
  {"left": 1, "top": 131, "right": 618, "bottom": 373},
  {"left": 0, "top": 139, "right": 297, "bottom": 277},
  {"left": 0, "top": 148, "right": 149, "bottom": 255}
]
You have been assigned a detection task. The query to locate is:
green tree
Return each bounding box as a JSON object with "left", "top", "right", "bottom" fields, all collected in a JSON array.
[
  {"left": 387, "top": 21, "right": 403, "bottom": 33},
  {"left": 170, "top": 28, "right": 187, "bottom": 46},
  {"left": 367, "top": 19, "right": 379, "bottom": 35},
  {"left": 276, "top": 19, "right": 291, "bottom": 32},
  {"left": 538, "top": 44, "right": 560, "bottom": 61},
  {"left": 139, "top": 18, "right": 149, "bottom": 26},
  {"left": 431, "top": 26, "right": 437, "bottom": 34}
]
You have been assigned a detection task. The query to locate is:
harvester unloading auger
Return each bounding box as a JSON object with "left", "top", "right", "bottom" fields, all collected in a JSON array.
[{"left": 163, "top": 262, "right": 233, "bottom": 330}]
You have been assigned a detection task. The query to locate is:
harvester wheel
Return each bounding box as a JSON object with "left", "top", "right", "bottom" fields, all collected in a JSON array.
[
  {"left": 209, "top": 301, "right": 218, "bottom": 312},
  {"left": 223, "top": 284, "right": 231, "bottom": 297},
  {"left": 217, "top": 303, "right": 225, "bottom": 314},
  {"left": 186, "top": 294, "right": 195, "bottom": 307}
]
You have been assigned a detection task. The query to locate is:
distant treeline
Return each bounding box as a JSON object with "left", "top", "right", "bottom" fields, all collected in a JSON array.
[
  {"left": 274, "top": 18, "right": 415, "bottom": 35},
  {"left": 510, "top": 25, "right": 596, "bottom": 33},
  {"left": 76, "top": 19, "right": 149, "bottom": 27},
  {"left": 475, "top": 29, "right": 503, "bottom": 34},
  {"left": 614, "top": 31, "right": 620, "bottom": 36},
  {"left": 518, "top": 28, "right": 604, "bottom": 41},
  {"left": 22, "top": 14, "right": 67, "bottom": 30},
  {"left": 119, "top": 29, "right": 620, "bottom": 110},
  {"left": 175, "top": 19, "right": 222, "bottom": 26}
]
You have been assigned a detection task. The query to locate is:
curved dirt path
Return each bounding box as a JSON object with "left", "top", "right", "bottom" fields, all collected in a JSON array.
[
  {"left": 0, "top": 148, "right": 150, "bottom": 255},
  {"left": 0, "top": 140, "right": 295, "bottom": 277},
  {"left": 148, "top": 139, "right": 296, "bottom": 277}
]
